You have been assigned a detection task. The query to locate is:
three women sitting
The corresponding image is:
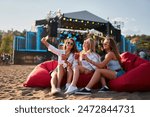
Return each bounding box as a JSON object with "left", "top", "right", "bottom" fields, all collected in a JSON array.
[{"left": 42, "top": 36, "right": 125, "bottom": 95}]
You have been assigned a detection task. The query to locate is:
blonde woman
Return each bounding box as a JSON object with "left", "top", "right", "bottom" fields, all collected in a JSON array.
[
  {"left": 75, "top": 37, "right": 125, "bottom": 94},
  {"left": 65, "top": 38, "right": 101, "bottom": 94},
  {"left": 41, "top": 36, "right": 78, "bottom": 94}
]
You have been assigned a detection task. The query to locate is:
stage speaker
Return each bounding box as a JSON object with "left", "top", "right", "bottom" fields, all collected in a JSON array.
[{"left": 48, "top": 17, "right": 58, "bottom": 37}]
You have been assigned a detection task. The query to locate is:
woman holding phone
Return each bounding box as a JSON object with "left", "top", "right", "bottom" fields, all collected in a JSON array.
[{"left": 41, "top": 36, "right": 78, "bottom": 94}]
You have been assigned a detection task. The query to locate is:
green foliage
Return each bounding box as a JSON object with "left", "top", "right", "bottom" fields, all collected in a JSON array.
[
  {"left": 0, "top": 29, "right": 26, "bottom": 54},
  {"left": 126, "top": 35, "right": 150, "bottom": 51},
  {"left": 0, "top": 34, "right": 13, "bottom": 54},
  {"left": 136, "top": 38, "right": 150, "bottom": 50}
]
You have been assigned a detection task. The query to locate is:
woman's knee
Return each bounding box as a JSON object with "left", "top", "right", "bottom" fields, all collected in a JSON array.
[
  {"left": 73, "top": 65, "right": 79, "bottom": 71},
  {"left": 95, "top": 68, "right": 101, "bottom": 73},
  {"left": 51, "top": 71, "right": 56, "bottom": 77},
  {"left": 57, "top": 64, "right": 63, "bottom": 70},
  {"left": 58, "top": 65, "right": 66, "bottom": 73}
]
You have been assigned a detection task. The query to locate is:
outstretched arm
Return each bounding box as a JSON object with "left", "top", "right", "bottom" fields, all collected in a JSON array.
[
  {"left": 41, "top": 36, "right": 64, "bottom": 56},
  {"left": 41, "top": 36, "right": 49, "bottom": 48},
  {"left": 85, "top": 52, "right": 113, "bottom": 69}
]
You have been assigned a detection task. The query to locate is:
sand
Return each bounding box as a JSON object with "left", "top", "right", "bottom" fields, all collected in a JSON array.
[{"left": 0, "top": 65, "right": 150, "bottom": 100}]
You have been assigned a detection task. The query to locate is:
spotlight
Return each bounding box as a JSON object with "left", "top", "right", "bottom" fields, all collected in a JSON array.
[{"left": 111, "top": 30, "right": 113, "bottom": 34}]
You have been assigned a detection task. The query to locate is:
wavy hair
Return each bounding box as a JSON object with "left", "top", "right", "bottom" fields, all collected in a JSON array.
[
  {"left": 105, "top": 37, "right": 123, "bottom": 68},
  {"left": 85, "top": 38, "right": 95, "bottom": 52}
]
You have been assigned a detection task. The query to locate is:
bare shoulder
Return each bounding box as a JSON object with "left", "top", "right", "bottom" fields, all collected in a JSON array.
[{"left": 106, "top": 52, "right": 114, "bottom": 58}]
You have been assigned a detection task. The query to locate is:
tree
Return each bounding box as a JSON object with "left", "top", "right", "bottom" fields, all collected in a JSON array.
[{"left": 0, "top": 34, "right": 13, "bottom": 54}]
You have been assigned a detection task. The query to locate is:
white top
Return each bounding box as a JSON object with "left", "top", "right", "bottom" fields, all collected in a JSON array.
[
  {"left": 48, "top": 44, "right": 74, "bottom": 68},
  {"left": 73, "top": 52, "right": 101, "bottom": 71},
  {"left": 107, "top": 60, "right": 121, "bottom": 71}
]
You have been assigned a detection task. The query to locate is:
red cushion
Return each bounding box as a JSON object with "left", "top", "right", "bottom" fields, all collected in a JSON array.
[
  {"left": 24, "top": 60, "right": 99, "bottom": 88},
  {"left": 77, "top": 72, "right": 99, "bottom": 89},
  {"left": 109, "top": 62, "right": 150, "bottom": 92},
  {"left": 41, "top": 60, "right": 58, "bottom": 71},
  {"left": 121, "top": 52, "right": 148, "bottom": 72},
  {"left": 133, "top": 57, "right": 148, "bottom": 68},
  {"left": 23, "top": 60, "right": 58, "bottom": 87}
]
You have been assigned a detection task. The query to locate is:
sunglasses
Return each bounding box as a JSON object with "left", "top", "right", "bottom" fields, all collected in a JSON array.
[{"left": 66, "top": 42, "right": 74, "bottom": 46}]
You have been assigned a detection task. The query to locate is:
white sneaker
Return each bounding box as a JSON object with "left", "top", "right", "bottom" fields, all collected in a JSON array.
[
  {"left": 65, "top": 85, "right": 78, "bottom": 94},
  {"left": 65, "top": 83, "right": 70, "bottom": 90}
]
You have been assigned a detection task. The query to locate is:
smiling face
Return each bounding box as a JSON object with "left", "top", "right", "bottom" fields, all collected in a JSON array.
[
  {"left": 83, "top": 39, "right": 89, "bottom": 51},
  {"left": 65, "top": 39, "right": 74, "bottom": 50},
  {"left": 64, "top": 38, "right": 77, "bottom": 53},
  {"left": 103, "top": 39, "right": 110, "bottom": 51}
]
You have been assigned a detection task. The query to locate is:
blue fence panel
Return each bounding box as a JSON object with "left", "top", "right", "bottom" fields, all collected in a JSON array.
[
  {"left": 14, "top": 36, "right": 26, "bottom": 51},
  {"left": 120, "top": 35, "right": 136, "bottom": 53},
  {"left": 120, "top": 35, "right": 126, "bottom": 53},
  {"left": 26, "top": 31, "right": 36, "bottom": 50},
  {"left": 36, "top": 26, "right": 47, "bottom": 50}
]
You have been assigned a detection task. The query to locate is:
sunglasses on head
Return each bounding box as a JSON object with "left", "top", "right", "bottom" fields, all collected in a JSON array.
[{"left": 66, "top": 41, "right": 74, "bottom": 46}]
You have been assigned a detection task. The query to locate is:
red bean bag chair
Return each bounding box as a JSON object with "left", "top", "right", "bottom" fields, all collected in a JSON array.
[
  {"left": 23, "top": 60, "right": 58, "bottom": 87},
  {"left": 77, "top": 72, "right": 99, "bottom": 89},
  {"left": 109, "top": 62, "right": 150, "bottom": 92},
  {"left": 120, "top": 52, "right": 148, "bottom": 72},
  {"left": 23, "top": 60, "right": 99, "bottom": 88}
]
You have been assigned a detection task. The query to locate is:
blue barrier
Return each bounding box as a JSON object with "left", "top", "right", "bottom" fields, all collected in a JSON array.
[
  {"left": 14, "top": 36, "right": 26, "bottom": 51},
  {"left": 120, "top": 35, "right": 136, "bottom": 53},
  {"left": 37, "top": 26, "right": 43, "bottom": 50},
  {"left": 26, "top": 31, "right": 36, "bottom": 50},
  {"left": 13, "top": 27, "right": 136, "bottom": 54},
  {"left": 14, "top": 26, "right": 47, "bottom": 52}
]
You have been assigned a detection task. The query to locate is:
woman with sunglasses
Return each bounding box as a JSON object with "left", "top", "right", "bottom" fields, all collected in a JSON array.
[
  {"left": 41, "top": 36, "right": 78, "bottom": 94},
  {"left": 65, "top": 38, "right": 101, "bottom": 94},
  {"left": 75, "top": 37, "right": 125, "bottom": 94}
]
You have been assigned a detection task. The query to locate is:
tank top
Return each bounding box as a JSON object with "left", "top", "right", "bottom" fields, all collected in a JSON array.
[{"left": 107, "top": 60, "right": 121, "bottom": 71}]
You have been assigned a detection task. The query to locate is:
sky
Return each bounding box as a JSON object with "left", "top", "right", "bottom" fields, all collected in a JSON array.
[{"left": 0, "top": 0, "right": 150, "bottom": 36}]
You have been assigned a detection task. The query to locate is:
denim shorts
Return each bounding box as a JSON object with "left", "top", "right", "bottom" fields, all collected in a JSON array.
[{"left": 116, "top": 69, "right": 125, "bottom": 78}]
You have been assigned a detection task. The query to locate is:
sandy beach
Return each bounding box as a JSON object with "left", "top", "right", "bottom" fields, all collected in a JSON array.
[{"left": 0, "top": 65, "right": 150, "bottom": 100}]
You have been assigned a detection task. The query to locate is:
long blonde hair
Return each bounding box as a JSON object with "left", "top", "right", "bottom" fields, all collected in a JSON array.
[{"left": 85, "top": 38, "right": 95, "bottom": 52}]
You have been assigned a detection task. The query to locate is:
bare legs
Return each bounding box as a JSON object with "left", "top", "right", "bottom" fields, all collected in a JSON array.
[
  {"left": 50, "top": 65, "right": 66, "bottom": 94},
  {"left": 57, "top": 65, "right": 66, "bottom": 88},
  {"left": 70, "top": 65, "right": 80, "bottom": 86},
  {"left": 71, "top": 65, "right": 90, "bottom": 86},
  {"left": 50, "top": 71, "right": 58, "bottom": 93},
  {"left": 50, "top": 64, "right": 74, "bottom": 94},
  {"left": 65, "top": 65, "right": 92, "bottom": 94},
  {"left": 86, "top": 68, "right": 116, "bottom": 89},
  {"left": 66, "top": 67, "right": 73, "bottom": 84}
]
